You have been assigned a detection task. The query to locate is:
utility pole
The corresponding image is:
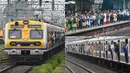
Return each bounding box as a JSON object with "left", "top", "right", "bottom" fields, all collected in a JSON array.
[{"left": 52, "top": 0, "right": 55, "bottom": 10}]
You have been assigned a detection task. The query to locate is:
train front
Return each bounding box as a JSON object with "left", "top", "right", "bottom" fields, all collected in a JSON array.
[{"left": 4, "top": 20, "right": 47, "bottom": 62}]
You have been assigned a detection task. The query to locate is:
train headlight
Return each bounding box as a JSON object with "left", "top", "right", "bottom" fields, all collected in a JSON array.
[
  {"left": 30, "top": 50, "right": 44, "bottom": 55},
  {"left": 10, "top": 42, "right": 17, "bottom": 46},
  {"left": 23, "top": 20, "right": 29, "bottom": 24},
  {"left": 35, "top": 42, "right": 41, "bottom": 46},
  {"left": 30, "top": 44, "right": 34, "bottom": 48},
  {"left": 17, "top": 44, "right": 21, "bottom": 48}
]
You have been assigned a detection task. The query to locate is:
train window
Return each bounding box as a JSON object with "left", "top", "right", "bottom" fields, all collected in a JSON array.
[
  {"left": 9, "top": 30, "right": 21, "bottom": 39},
  {"left": 11, "top": 25, "right": 24, "bottom": 28},
  {"left": 30, "top": 30, "right": 43, "bottom": 39},
  {"left": 28, "top": 25, "right": 41, "bottom": 28}
]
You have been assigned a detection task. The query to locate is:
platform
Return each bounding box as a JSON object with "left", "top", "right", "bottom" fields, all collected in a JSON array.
[{"left": 65, "top": 21, "right": 130, "bottom": 36}]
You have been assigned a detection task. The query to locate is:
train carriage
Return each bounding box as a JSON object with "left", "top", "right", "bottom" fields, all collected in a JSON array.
[
  {"left": 4, "top": 20, "right": 64, "bottom": 62},
  {"left": 66, "top": 36, "right": 130, "bottom": 65}
]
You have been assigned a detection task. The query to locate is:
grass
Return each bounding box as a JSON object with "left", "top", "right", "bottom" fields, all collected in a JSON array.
[
  {"left": 30, "top": 51, "right": 65, "bottom": 73},
  {"left": 0, "top": 44, "right": 8, "bottom": 60}
]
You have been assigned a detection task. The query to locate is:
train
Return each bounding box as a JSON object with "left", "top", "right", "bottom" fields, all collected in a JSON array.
[
  {"left": 66, "top": 36, "right": 130, "bottom": 64},
  {"left": 4, "top": 20, "right": 64, "bottom": 62}
]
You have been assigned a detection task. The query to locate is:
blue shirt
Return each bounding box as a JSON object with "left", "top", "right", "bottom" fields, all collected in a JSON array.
[{"left": 122, "top": 44, "right": 128, "bottom": 54}]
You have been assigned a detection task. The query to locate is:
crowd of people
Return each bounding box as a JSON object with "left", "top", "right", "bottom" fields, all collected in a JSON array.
[{"left": 64, "top": 9, "right": 130, "bottom": 32}]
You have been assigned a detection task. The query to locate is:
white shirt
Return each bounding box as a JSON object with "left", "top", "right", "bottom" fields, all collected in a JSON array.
[
  {"left": 105, "top": 45, "right": 108, "bottom": 51},
  {"left": 111, "top": 44, "right": 115, "bottom": 51}
]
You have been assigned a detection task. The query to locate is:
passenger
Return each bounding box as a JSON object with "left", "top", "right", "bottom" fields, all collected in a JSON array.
[
  {"left": 64, "top": 18, "right": 68, "bottom": 32},
  {"left": 82, "top": 14, "right": 86, "bottom": 28},
  {"left": 79, "top": 15, "right": 83, "bottom": 29},
  {"left": 81, "top": 44, "right": 84, "bottom": 54},
  {"left": 110, "top": 41, "right": 114, "bottom": 60},
  {"left": 126, "top": 10, "right": 129, "bottom": 20},
  {"left": 100, "top": 12, "right": 104, "bottom": 25},
  {"left": 122, "top": 39, "right": 128, "bottom": 63},
  {"left": 106, "top": 12, "right": 110, "bottom": 24},
  {"left": 118, "top": 10, "right": 122, "bottom": 21},
  {"left": 92, "top": 14, "right": 96, "bottom": 27},
  {"left": 76, "top": 16, "right": 79, "bottom": 29},
  {"left": 91, "top": 43, "right": 94, "bottom": 56},
  {"left": 97, "top": 12, "right": 101, "bottom": 26},
  {"left": 110, "top": 12, "right": 114, "bottom": 23},
  {"left": 52, "top": 32, "right": 55, "bottom": 46},
  {"left": 90, "top": 15, "right": 93, "bottom": 27},
  {"left": 68, "top": 16, "right": 72, "bottom": 30},
  {"left": 105, "top": 41, "right": 108, "bottom": 59},
  {"left": 114, "top": 40, "right": 120, "bottom": 61},
  {"left": 103, "top": 12, "right": 107, "bottom": 24},
  {"left": 72, "top": 17, "right": 77, "bottom": 32},
  {"left": 113, "top": 12, "right": 117, "bottom": 22}
]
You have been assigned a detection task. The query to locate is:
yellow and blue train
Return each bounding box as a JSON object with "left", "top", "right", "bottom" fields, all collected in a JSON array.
[{"left": 4, "top": 20, "right": 64, "bottom": 62}]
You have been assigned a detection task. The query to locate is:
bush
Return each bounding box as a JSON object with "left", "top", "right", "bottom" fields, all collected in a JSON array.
[
  {"left": 53, "top": 67, "right": 64, "bottom": 73},
  {"left": 30, "top": 51, "right": 65, "bottom": 73}
]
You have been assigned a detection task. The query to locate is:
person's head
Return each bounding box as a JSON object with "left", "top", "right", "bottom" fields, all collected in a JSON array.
[
  {"left": 125, "top": 39, "right": 128, "bottom": 45},
  {"left": 113, "top": 42, "right": 116, "bottom": 45},
  {"left": 111, "top": 41, "right": 114, "bottom": 44},
  {"left": 106, "top": 41, "right": 107, "bottom": 44},
  {"left": 118, "top": 40, "right": 120, "bottom": 43}
]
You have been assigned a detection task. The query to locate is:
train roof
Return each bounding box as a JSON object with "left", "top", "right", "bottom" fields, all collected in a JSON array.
[
  {"left": 5, "top": 20, "right": 64, "bottom": 31},
  {"left": 66, "top": 36, "right": 130, "bottom": 45}
]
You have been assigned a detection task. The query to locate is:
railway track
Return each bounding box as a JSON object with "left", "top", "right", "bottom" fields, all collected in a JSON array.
[
  {"left": 65, "top": 65, "right": 74, "bottom": 73},
  {"left": 66, "top": 59, "right": 95, "bottom": 73},
  {"left": 0, "top": 58, "right": 8, "bottom": 63},
  {"left": 0, "top": 64, "right": 34, "bottom": 73}
]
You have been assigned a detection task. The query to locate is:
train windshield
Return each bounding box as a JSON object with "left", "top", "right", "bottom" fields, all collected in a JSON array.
[
  {"left": 9, "top": 30, "right": 21, "bottom": 39},
  {"left": 30, "top": 30, "right": 43, "bottom": 39}
]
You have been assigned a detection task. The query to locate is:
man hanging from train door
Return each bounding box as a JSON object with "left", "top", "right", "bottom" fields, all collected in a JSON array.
[
  {"left": 122, "top": 39, "right": 129, "bottom": 63},
  {"left": 105, "top": 41, "right": 108, "bottom": 59},
  {"left": 110, "top": 41, "right": 114, "bottom": 60},
  {"left": 114, "top": 40, "right": 120, "bottom": 61}
]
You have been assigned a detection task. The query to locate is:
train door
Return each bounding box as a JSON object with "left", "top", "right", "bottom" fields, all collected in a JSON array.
[{"left": 120, "top": 39, "right": 129, "bottom": 63}]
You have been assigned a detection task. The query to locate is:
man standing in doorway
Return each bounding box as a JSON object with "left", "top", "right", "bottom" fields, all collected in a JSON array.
[{"left": 122, "top": 39, "right": 129, "bottom": 63}]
